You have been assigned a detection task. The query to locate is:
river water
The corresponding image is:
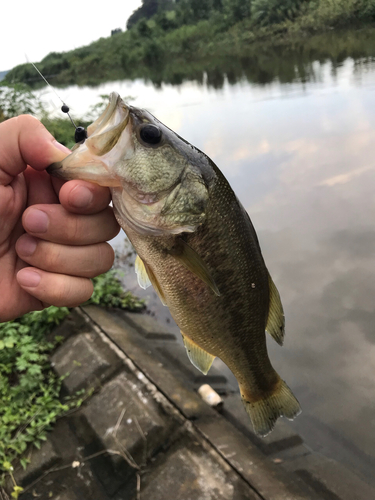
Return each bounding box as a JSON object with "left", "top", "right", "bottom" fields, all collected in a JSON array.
[{"left": 37, "top": 31, "right": 375, "bottom": 487}]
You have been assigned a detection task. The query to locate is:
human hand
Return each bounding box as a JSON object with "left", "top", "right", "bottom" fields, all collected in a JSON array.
[{"left": 0, "top": 115, "right": 120, "bottom": 323}]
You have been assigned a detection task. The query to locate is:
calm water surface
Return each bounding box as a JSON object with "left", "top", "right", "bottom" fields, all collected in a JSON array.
[{"left": 39, "top": 42, "right": 375, "bottom": 485}]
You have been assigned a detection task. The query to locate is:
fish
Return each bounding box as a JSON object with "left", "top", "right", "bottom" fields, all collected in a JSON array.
[{"left": 47, "top": 92, "right": 301, "bottom": 436}]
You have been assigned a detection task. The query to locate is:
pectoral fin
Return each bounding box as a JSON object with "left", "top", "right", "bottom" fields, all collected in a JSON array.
[
  {"left": 135, "top": 255, "right": 152, "bottom": 289},
  {"left": 141, "top": 260, "right": 167, "bottom": 306},
  {"left": 265, "top": 272, "right": 285, "bottom": 346},
  {"left": 169, "top": 239, "right": 220, "bottom": 296},
  {"left": 181, "top": 332, "right": 215, "bottom": 375}
]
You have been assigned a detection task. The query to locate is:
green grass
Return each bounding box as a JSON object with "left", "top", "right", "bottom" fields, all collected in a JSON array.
[{"left": 0, "top": 271, "right": 144, "bottom": 497}]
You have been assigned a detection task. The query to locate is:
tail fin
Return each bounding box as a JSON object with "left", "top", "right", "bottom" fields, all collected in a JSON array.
[{"left": 241, "top": 379, "right": 301, "bottom": 437}]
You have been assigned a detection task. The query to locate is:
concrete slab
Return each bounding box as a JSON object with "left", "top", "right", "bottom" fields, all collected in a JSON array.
[
  {"left": 13, "top": 440, "right": 60, "bottom": 487},
  {"left": 283, "top": 453, "right": 375, "bottom": 500},
  {"left": 122, "top": 311, "right": 177, "bottom": 340},
  {"left": 79, "top": 371, "right": 175, "bottom": 467},
  {"left": 82, "top": 306, "right": 320, "bottom": 500},
  {"left": 140, "top": 439, "right": 262, "bottom": 500},
  {"left": 51, "top": 331, "right": 121, "bottom": 393}
]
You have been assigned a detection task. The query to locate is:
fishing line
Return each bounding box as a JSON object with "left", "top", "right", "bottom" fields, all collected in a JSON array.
[{"left": 25, "top": 55, "right": 87, "bottom": 143}]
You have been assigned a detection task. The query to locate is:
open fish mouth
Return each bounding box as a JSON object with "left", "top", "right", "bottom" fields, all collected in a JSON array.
[
  {"left": 86, "top": 92, "right": 129, "bottom": 146},
  {"left": 47, "top": 92, "right": 131, "bottom": 187}
]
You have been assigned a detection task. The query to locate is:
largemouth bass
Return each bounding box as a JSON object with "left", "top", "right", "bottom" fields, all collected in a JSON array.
[{"left": 48, "top": 93, "right": 301, "bottom": 436}]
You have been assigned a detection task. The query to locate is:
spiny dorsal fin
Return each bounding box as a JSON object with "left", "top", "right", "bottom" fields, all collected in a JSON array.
[
  {"left": 135, "top": 255, "right": 152, "bottom": 290},
  {"left": 266, "top": 272, "right": 285, "bottom": 346},
  {"left": 169, "top": 239, "right": 220, "bottom": 297},
  {"left": 181, "top": 332, "right": 215, "bottom": 375}
]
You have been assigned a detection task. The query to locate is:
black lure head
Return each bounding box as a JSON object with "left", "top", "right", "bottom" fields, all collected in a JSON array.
[
  {"left": 74, "top": 126, "right": 87, "bottom": 143},
  {"left": 60, "top": 104, "right": 87, "bottom": 144}
]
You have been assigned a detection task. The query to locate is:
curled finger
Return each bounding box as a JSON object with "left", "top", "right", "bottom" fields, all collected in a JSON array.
[
  {"left": 58, "top": 180, "right": 112, "bottom": 215},
  {"left": 22, "top": 205, "right": 120, "bottom": 245},
  {"left": 0, "top": 115, "right": 70, "bottom": 185},
  {"left": 16, "top": 267, "right": 94, "bottom": 308},
  {"left": 16, "top": 235, "right": 115, "bottom": 278}
]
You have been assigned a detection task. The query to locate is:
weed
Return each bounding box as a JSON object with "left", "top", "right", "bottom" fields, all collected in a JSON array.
[{"left": 0, "top": 271, "right": 143, "bottom": 494}]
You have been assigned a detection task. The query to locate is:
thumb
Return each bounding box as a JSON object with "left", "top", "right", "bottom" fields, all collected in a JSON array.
[{"left": 0, "top": 115, "right": 70, "bottom": 185}]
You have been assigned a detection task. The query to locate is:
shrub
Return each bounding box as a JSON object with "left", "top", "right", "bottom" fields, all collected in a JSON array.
[
  {"left": 252, "top": 0, "right": 303, "bottom": 26},
  {"left": 0, "top": 84, "right": 42, "bottom": 122}
]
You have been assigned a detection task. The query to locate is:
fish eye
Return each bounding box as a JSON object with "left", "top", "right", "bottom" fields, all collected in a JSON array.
[{"left": 140, "top": 124, "right": 162, "bottom": 145}]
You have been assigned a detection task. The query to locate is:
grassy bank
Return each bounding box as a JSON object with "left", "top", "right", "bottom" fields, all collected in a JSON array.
[
  {"left": 0, "top": 272, "right": 144, "bottom": 498},
  {"left": 4, "top": 0, "right": 375, "bottom": 88}
]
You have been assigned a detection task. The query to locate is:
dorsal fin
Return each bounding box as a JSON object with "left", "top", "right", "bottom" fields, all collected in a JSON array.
[
  {"left": 169, "top": 239, "right": 220, "bottom": 296},
  {"left": 181, "top": 332, "right": 215, "bottom": 375},
  {"left": 266, "top": 272, "right": 285, "bottom": 346}
]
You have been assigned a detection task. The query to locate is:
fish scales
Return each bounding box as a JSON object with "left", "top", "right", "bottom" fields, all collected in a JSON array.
[
  {"left": 47, "top": 92, "right": 301, "bottom": 436},
  {"left": 121, "top": 166, "right": 275, "bottom": 393}
]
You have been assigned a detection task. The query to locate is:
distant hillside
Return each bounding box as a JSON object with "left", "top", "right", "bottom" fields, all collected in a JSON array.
[
  {"left": 4, "top": 0, "right": 375, "bottom": 88},
  {"left": 0, "top": 71, "right": 9, "bottom": 82}
]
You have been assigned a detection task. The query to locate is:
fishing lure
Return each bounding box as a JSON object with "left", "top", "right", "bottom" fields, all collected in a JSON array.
[{"left": 27, "top": 58, "right": 87, "bottom": 144}]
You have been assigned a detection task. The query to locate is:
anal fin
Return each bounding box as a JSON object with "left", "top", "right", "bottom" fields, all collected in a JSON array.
[
  {"left": 266, "top": 272, "right": 285, "bottom": 346},
  {"left": 181, "top": 332, "right": 215, "bottom": 375}
]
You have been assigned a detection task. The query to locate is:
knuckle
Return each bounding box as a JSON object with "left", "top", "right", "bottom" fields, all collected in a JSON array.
[
  {"left": 49, "top": 278, "right": 71, "bottom": 305},
  {"left": 82, "top": 279, "right": 94, "bottom": 302},
  {"left": 16, "top": 114, "right": 40, "bottom": 128},
  {"left": 98, "top": 243, "right": 115, "bottom": 273},
  {"left": 107, "top": 209, "right": 120, "bottom": 235},
  {"left": 67, "top": 215, "right": 82, "bottom": 242},
  {"left": 70, "top": 279, "right": 93, "bottom": 306},
  {"left": 44, "top": 245, "right": 63, "bottom": 271},
  {"left": 16, "top": 115, "right": 48, "bottom": 138},
  {"left": 106, "top": 244, "right": 116, "bottom": 268},
  {"left": 84, "top": 244, "right": 114, "bottom": 278},
  {"left": 49, "top": 277, "right": 92, "bottom": 307}
]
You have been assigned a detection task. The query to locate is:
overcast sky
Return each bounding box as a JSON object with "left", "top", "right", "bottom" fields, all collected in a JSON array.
[{"left": 1, "top": 0, "right": 142, "bottom": 71}]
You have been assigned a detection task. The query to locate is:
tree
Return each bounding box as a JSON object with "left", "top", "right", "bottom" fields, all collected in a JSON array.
[
  {"left": 251, "top": 0, "right": 302, "bottom": 26},
  {"left": 127, "top": 0, "right": 162, "bottom": 29},
  {"left": 222, "top": 0, "right": 251, "bottom": 24}
]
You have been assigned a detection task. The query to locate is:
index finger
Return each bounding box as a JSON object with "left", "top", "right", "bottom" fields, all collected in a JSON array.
[
  {"left": 0, "top": 115, "right": 70, "bottom": 185},
  {"left": 57, "top": 179, "right": 112, "bottom": 215}
]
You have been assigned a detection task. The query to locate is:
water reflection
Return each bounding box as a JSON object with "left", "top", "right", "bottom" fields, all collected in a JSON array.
[
  {"left": 239, "top": 69, "right": 375, "bottom": 481},
  {"left": 40, "top": 33, "right": 375, "bottom": 488}
]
